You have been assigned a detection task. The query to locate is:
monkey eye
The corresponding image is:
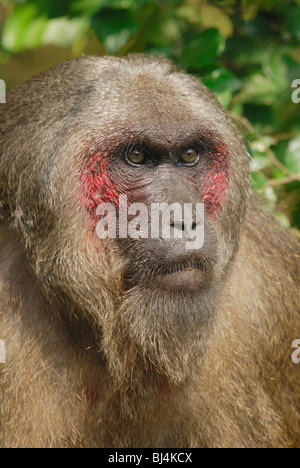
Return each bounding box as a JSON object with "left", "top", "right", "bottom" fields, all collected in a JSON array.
[
  {"left": 126, "top": 149, "right": 146, "bottom": 166},
  {"left": 179, "top": 148, "right": 200, "bottom": 165}
]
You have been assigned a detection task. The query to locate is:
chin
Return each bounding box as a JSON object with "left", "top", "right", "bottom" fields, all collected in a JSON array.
[{"left": 101, "top": 272, "right": 218, "bottom": 385}]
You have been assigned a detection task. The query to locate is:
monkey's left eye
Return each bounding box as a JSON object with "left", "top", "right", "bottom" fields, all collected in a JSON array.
[
  {"left": 180, "top": 148, "right": 199, "bottom": 165},
  {"left": 126, "top": 149, "right": 146, "bottom": 166}
]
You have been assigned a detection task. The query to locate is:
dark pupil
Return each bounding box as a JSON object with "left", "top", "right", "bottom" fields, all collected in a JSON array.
[
  {"left": 129, "top": 150, "right": 144, "bottom": 164},
  {"left": 183, "top": 149, "right": 197, "bottom": 162}
]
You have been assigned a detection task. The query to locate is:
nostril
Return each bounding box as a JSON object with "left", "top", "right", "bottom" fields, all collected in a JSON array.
[
  {"left": 171, "top": 219, "right": 198, "bottom": 231},
  {"left": 170, "top": 219, "right": 185, "bottom": 231},
  {"left": 170, "top": 216, "right": 185, "bottom": 231}
]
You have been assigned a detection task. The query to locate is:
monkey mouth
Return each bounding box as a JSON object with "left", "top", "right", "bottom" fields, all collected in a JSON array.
[
  {"left": 124, "top": 257, "right": 214, "bottom": 291},
  {"left": 150, "top": 259, "right": 211, "bottom": 290},
  {"left": 153, "top": 257, "right": 211, "bottom": 275},
  {"left": 153, "top": 267, "right": 205, "bottom": 290}
]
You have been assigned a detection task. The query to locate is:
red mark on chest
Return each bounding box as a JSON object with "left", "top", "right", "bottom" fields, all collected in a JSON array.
[
  {"left": 157, "top": 375, "right": 174, "bottom": 397},
  {"left": 202, "top": 144, "right": 230, "bottom": 217},
  {"left": 84, "top": 384, "right": 102, "bottom": 409}
]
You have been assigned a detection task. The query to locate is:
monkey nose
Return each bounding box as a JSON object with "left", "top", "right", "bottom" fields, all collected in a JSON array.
[
  {"left": 170, "top": 218, "right": 189, "bottom": 231},
  {"left": 170, "top": 220, "right": 198, "bottom": 240},
  {"left": 169, "top": 210, "right": 204, "bottom": 233}
]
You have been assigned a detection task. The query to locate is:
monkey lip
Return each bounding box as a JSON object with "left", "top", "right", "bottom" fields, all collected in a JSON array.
[
  {"left": 151, "top": 263, "right": 209, "bottom": 290},
  {"left": 156, "top": 268, "right": 204, "bottom": 289},
  {"left": 124, "top": 251, "right": 215, "bottom": 291}
]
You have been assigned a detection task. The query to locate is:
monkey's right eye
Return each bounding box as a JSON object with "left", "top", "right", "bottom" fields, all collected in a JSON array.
[{"left": 126, "top": 149, "right": 146, "bottom": 166}]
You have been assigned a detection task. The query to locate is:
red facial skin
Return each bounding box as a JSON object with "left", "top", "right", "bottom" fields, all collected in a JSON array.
[
  {"left": 78, "top": 142, "right": 230, "bottom": 224},
  {"left": 80, "top": 152, "right": 120, "bottom": 213},
  {"left": 202, "top": 144, "right": 230, "bottom": 217}
]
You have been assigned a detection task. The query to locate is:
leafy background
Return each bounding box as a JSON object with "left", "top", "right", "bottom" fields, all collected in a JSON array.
[{"left": 0, "top": 0, "right": 299, "bottom": 228}]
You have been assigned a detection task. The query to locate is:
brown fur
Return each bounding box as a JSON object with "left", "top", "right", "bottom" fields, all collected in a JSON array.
[{"left": 0, "top": 55, "right": 299, "bottom": 448}]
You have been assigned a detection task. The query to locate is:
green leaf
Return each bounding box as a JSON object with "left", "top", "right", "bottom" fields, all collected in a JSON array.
[
  {"left": 286, "top": 6, "right": 300, "bottom": 36},
  {"left": 71, "top": 0, "right": 105, "bottom": 15},
  {"left": 264, "top": 50, "right": 288, "bottom": 83},
  {"left": 275, "top": 212, "right": 291, "bottom": 228},
  {"left": 252, "top": 172, "right": 269, "bottom": 190},
  {"left": 285, "top": 137, "right": 300, "bottom": 174},
  {"left": 272, "top": 167, "right": 288, "bottom": 180},
  {"left": 250, "top": 150, "right": 272, "bottom": 172},
  {"left": 239, "top": 73, "right": 286, "bottom": 105},
  {"left": 92, "top": 8, "right": 138, "bottom": 53},
  {"left": 215, "top": 89, "right": 232, "bottom": 108},
  {"left": 42, "top": 17, "right": 90, "bottom": 48},
  {"left": 30, "top": 0, "right": 73, "bottom": 18},
  {"left": 230, "top": 102, "right": 243, "bottom": 116},
  {"left": 225, "top": 37, "right": 266, "bottom": 66},
  {"left": 146, "top": 16, "right": 181, "bottom": 46},
  {"left": 274, "top": 138, "right": 300, "bottom": 174},
  {"left": 204, "top": 67, "right": 241, "bottom": 94},
  {"left": 2, "top": 4, "right": 47, "bottom": 52},
  {"left": 263, "top": 186, "right": 277, "bottom": 205},
  {"left": 177, "top": 4, "right": 233, "bottom": 37},
  {"left": 179, "top": 28, "right": 225, "bottom": 70}
]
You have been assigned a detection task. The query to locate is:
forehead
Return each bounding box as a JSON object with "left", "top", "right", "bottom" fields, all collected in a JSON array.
[
  {"left": 91, "top": 64, "right": 216, "bottom": 148},
  {"left": 105, "top": 66, "right": 199, "bottom": 113}
]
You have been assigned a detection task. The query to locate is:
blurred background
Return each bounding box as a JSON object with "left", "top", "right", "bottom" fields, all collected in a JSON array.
[{"left": 0, "top": 0, "right": 299, "bottom": 229}]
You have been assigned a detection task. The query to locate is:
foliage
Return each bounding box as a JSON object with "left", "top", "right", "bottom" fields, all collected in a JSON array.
[{"left": 0, "top": 0, "right": 300, "bottom": 227}]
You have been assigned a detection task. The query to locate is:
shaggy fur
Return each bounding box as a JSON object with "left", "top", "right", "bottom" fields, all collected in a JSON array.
[{"left": 0, "top": 55, "right": 299, "bottom": 448}]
